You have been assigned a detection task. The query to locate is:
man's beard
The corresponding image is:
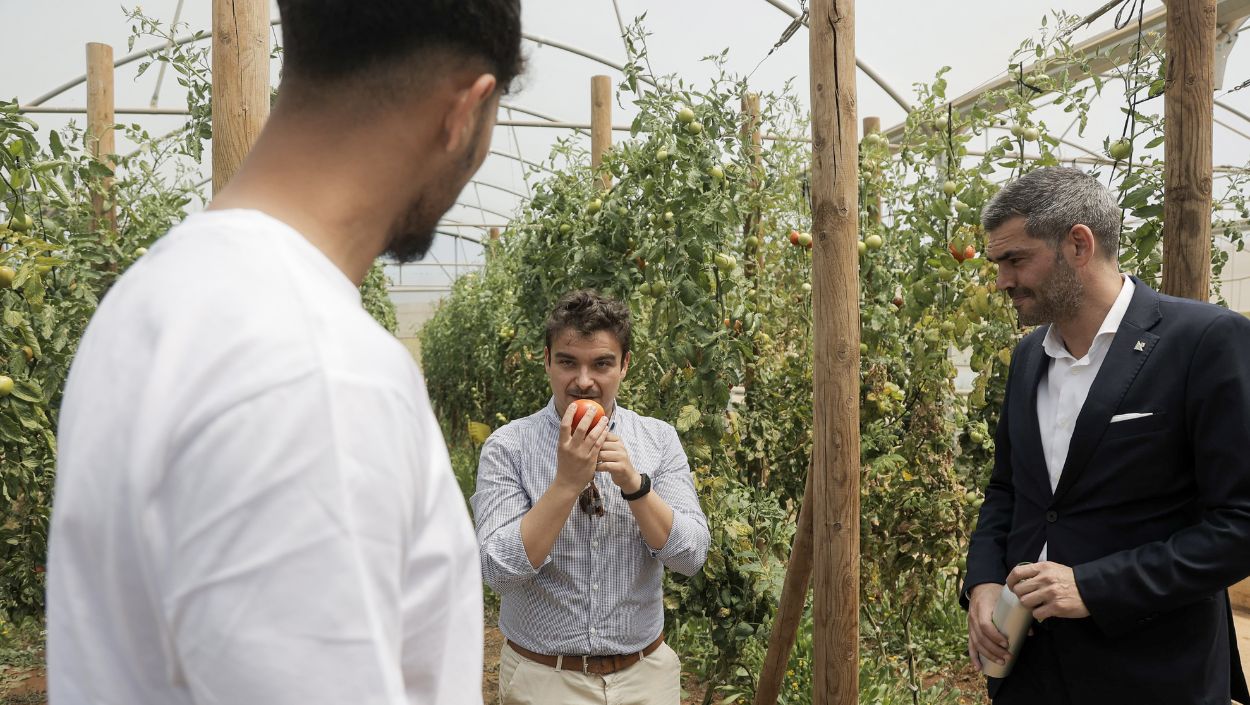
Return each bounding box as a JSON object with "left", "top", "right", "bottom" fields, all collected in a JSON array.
[
  {"left": 1013, "top": 251, "right": 1083, "bottom": 327},
  {"left": 383, "top": 117, "right": 491, "bottom": 263},
  {"left": 383, "top": 195, "right": 440, "bottom": 263}
]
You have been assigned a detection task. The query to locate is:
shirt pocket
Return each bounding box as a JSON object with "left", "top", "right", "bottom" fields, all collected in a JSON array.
[{"left": 606, "top": 501, "right": 641, "bottom": 539}]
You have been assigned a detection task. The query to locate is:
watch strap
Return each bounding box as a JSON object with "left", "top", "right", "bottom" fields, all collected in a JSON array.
[{"left": 621, "top": 473, "right": 651, "bottom": 501}]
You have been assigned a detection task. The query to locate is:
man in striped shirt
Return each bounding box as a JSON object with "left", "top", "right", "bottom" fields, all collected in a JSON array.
[{"left": 472, "top": 289, "right": 710, "bottom": 705}]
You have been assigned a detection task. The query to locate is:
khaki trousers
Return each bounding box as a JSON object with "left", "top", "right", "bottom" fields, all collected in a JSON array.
[{"left": 498, "top": 640, "right": 681, "bottom": 705}]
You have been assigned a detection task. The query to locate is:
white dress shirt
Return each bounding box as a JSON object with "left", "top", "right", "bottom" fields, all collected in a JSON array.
[
  {"left": 48, "top": 210, "right": 482, "bottom": 705},
  {"left": 1035, "top": 274, "right": 1134, "bottom": 561}
]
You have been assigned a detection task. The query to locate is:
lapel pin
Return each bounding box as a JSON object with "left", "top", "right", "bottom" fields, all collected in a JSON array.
[{"left": 1134, "top": 340, "right": 1146, "bottom": 352}]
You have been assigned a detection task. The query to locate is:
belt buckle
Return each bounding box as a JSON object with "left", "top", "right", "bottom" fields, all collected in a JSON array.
[{"left": 581, "top": 654, "right": 591, "bottom": 674}]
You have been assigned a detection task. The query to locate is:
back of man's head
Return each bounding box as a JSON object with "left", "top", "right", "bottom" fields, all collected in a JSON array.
[{"left": 275, "top": 0, "right": 524, "bottom": 106}]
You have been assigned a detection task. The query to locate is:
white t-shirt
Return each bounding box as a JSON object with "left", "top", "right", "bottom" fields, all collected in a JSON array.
[{"left": 47, "top": 209, "right": 482, "bottom": 705}]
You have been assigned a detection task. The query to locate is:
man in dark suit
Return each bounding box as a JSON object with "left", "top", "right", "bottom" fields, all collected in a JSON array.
[{"left": 962, "top": 166, "right": 1250, "bottom": 705}]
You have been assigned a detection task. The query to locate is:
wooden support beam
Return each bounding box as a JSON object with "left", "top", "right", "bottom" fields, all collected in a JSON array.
[
  {"left": 754, "top": 469, "right": 815, "bottom": 705},
  {"left": 741, "top": 92, "right": 767, "bottom": 485},
  {"left": 86, "top": 42, "right": 116, "bottom": 231},
  {"left": 809, "top": 0, "right": 861, "bottom": 703},
  {"left": 881, "top": 0, "right": 1250, "bottom": 143},
  {"left": 212, "top": 0, "right": 270, "bottom": 194},
  {"left": 590, "top": 75, "right": 612, "bottom": 191},
  {"left": 1162, "top": 0, "right": 1217, "bottom": 301}
]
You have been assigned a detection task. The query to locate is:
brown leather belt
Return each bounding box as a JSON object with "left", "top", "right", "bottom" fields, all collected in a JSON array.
[{"left": 505, "top": 634, "right": 664, "bottom": 675}]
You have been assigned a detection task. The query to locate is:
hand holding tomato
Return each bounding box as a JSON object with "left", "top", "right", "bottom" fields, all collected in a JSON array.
[{"left": 556, "top": 400, "right": 609, "bottom": 492}]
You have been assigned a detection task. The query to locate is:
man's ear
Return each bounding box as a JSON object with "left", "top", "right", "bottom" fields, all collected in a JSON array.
[
  {"left": 621, "top": 351, "right": 631, "bottom": 375},
  {"left": 1067, "top": 224, "right": 1096, "bottom": 265},
  {"left": 443, "top": 73, "right": 498, "bottom": 153}
]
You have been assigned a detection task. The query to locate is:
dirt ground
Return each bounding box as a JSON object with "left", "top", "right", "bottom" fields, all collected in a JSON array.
[{"left": 11, "top": 610, "right": 1250, "bottom": 705}]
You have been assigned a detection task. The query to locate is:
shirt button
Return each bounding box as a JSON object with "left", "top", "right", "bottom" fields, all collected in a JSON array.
[
  {"left": 591, "top": 627, "right": 598, "bottom": 635},
  {"left": 1046, "top": 510, "right": 1058, "bottom": 523},
  {"left": 593, "top": 583, "right": 599, "bottom": 591},
  {"left": 592, "top": 540, "right": 599, "bottom": 548}
]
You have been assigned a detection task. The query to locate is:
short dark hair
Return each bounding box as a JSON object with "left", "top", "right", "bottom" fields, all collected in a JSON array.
[
  {"left": 276, "top": 0, "right": 524, "bottom": 94},
  {"left": 982, "top": 167, "right": 1121, "bottom": 260},
  {"left": 544, "top": 290, "right": 631, "bottom": 363}
]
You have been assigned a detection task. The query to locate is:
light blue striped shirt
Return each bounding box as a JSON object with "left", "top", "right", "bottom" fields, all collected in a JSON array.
[{"left": 471, "top": 398, "right": 710, "bottom": 656}]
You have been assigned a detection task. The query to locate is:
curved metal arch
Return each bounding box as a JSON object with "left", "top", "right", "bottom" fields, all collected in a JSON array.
[
  {"left": 470, "top": 179, "right": 529, "bottom": 200},
  {"left": 490, "top": 149, "right": 555, "bottom": 175},
  {"left": 28, "top": 20, "right": 657, "bottom": 108},
  {"left": 760, "top": 0, "right": 913, "bottom": 113},
  {"left": 453, "top": 201, "right": 515, "bottom": 222},
  {"left": 520, "top": 32, "right": 657, "bottom": 87}
]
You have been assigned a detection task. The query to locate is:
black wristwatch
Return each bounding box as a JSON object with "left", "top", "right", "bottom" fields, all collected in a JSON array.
[{"left": 621, "top": 473, "right": 651, "bottom": 501}]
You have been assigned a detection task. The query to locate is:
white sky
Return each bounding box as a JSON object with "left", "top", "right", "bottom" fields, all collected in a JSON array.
[{"left": 4, "top": 1, "right": 1249, "bottom": 310}]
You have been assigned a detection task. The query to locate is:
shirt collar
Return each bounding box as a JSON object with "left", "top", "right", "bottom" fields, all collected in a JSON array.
[{"left": 1042, "top": 274, "right": 1134, "bottom": 362}]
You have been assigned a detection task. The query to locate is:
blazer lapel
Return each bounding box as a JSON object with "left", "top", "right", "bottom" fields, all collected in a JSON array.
[
  {"left": 1011, "top": 329, "right": 1052, "bottom": 500},
  {"left": 1051, "top": 280, "right": 1163, "bottom": 504}
]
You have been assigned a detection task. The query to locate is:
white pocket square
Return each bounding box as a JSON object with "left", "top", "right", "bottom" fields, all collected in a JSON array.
[{"left": 1110, "top": 412, "right": 1154, "bottom": 423}]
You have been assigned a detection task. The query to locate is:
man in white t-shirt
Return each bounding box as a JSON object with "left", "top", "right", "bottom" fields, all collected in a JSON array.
[{"left": 46, "top": 2, "right": 523, "bottom": 704}]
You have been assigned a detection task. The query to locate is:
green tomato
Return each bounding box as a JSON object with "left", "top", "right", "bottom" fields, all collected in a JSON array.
[
  {"left": 942, "top": 180, "right": 957, "bottom": 197},
  {"left": 1108, "top": 138, "right": 1133, "bottom": 161},
  {"left": 677, "top": 106, "right": 695, "bottom": 124},
  {"left": 709, "top": 165, "right": 724, "bottom": 181},
  {"left": 686, "top": 121, "right": 704, "bottom": 135},
  {"left": 1023, "top": 127, "right": 1040, "bottom": 141},
  {"left": 663, "top": 211, "right": 675, "bottom": 224},
  {"left": 858, "top": 240, "right": 867, "bottom": 256},
  {"left": 865, "top": 234, "right": 883, "bottom": 250},
  {"left": 656, "top": 149, "right": 668, "bottom": 161},
  {"left": 588, "top": 198, "right": 602, "bottom": 214},
  {"left": 0, "top": 376, "right": 12, "bottom": 397}
]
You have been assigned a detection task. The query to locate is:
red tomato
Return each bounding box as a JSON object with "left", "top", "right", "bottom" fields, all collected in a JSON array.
[
  {"left": 789, "top": 230, "right": 801, "bottom": 246},
  {"left": 570, "top": 398, "right": 606, "bottom": 429},
  {"left": 964, "top": 245, "right": 977, "bottom": 261}
]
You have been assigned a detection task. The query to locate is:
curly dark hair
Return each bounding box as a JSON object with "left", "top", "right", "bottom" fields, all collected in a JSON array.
[
  {"left": 276, "top": 0, "right": 524, "bottom": 95},
  {"left": 544, "top": 290, "right": 631, "bottom": 365}
]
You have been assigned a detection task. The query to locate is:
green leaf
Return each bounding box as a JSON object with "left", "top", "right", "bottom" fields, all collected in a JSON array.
[{"left": 675, "top": 404, "right": 701, "bottom": 433}]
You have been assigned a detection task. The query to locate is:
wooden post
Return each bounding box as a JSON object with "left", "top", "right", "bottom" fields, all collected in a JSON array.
[
  {"left": 862, "top": 116, "right": 882, "bottom": 225},
  {"left": 742, "top": 93, "right": 765, "bottom": 276},
  {"left": 212, "top": 0, "right": 271, "bottom": 194},
  {"left": 591, "top": 75, "right": 612, "bottom": 191},
  {"left": 1161, "top": 0, "right": 1215, "bottom": 301},
  {"left": 487, "top": 226, "right": 501, "bottom": 259},
  {"left": 754, "top": 468, "right": 815, "bottom": 705},
  {"left": 741, "top": 92, "right": 768, "bottom": 486},
  {"left": 86, "top": 42, "right": 116, "bottom": 230},
  {"left": 809, "top": 0, "right": 861, "bottom": 702}
]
